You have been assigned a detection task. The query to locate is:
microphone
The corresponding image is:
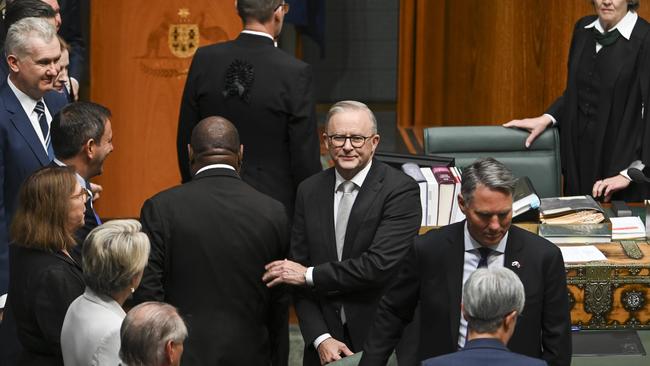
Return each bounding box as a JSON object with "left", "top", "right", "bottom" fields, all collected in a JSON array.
[{"left": 628, "top": 168, "right": 650, "bottom": 183}]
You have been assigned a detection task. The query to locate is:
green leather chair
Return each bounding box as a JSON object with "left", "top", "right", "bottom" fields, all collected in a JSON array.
[{"left": 423, "top": 126, "right": 561, "bottom": 198}]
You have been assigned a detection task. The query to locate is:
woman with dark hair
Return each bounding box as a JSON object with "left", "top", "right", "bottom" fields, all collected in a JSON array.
[
  {"left": 505, "top": 0, "right": 650, "bottom": 201},
  {"left": 4, "top": 166, "right": 87, "bottom": 365}
]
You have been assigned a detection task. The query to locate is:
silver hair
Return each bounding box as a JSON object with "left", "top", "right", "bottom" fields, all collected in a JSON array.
[
  {"left": 463, "top": 267, "right": 525, "bottom": 334},
  {"left": 460, "top": 158, "right": 516, "bottom": 204},
  {"left": 5, "top": 17, "right": 57, "bottom": 59},
  {"left": 82, "top": 219, "right": 150, "bottom": 296},
  {"left": 120, "top": 302, "right": 188, "bottom": 366},
  {"left": 326, "top": 100, "right": 378, "bottom": 134}
]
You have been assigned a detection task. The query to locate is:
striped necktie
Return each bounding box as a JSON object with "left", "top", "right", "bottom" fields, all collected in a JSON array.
[{"left": 34, "top": 100, "right": 51, "bottom": 155}]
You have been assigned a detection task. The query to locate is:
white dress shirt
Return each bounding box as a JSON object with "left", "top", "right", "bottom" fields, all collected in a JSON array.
[
  {"left": 7, "top": 76, "right": 52, "bottom": 153},
  {"left": 241, "top": 29, "right": 277, "bottom": 47},
  {"left": 61, "top": 287, "right": 126, "bottom": 366},
  {"left": 308, "top": 161, "right": 373, "bottom": 349},
  {"left": 457, "top": 222, "right": 508, "bottom": 348}
]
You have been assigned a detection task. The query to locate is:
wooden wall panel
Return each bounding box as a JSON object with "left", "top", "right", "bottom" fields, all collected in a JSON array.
[
  {"left": 90, "top": 0, "right": 241, "bottom": 218},
  {"left": 400, "top": 1, "right": 650, "bottom": 127}
]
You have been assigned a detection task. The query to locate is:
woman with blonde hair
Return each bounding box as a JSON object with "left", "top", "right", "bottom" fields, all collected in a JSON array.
[{"left": 61, "top": 219, "right": 150, "bottom": 365}]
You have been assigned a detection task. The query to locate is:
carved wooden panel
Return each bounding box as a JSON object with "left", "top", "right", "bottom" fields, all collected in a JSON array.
[{"left": 90, "top": 0, "right": 241, "bottom": 217}]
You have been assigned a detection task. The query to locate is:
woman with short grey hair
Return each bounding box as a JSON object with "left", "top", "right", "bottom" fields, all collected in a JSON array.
[{"left": 61, "top": 219, "right": 150, "bottom": 366}]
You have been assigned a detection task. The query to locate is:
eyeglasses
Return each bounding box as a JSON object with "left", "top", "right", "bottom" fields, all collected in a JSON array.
[
  {"left": 71, "top": 188, "right": 91, "bottom": 203},
  {"left": 275, "top": 2, "right": 290, "bottom": 13},
  {"left": 327, "top": 134, "right": 374, "bottom": 148}
]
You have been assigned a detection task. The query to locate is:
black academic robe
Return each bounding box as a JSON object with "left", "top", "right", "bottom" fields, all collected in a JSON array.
[{"left": 546, "top": 15, "right": 650, "bottom": 200}]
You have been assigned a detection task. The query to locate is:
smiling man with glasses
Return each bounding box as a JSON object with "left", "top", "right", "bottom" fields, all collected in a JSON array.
[{"left": 263, "top": 100, "right": 422, "bottom": 365}]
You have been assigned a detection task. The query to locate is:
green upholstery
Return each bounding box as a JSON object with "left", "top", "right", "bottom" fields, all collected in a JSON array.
[{"left": 423, "top": 126, "right": 561, "bottom": 198}]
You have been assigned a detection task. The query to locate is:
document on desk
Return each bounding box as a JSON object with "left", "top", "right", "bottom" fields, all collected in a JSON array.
[{"left": 560, "top": 245, "right": 607, "bottom": 263}]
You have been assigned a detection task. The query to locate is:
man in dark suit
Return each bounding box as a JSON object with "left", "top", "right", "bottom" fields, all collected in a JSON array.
[
  {"left": 360, "top": 158, "right": 571, "bottom": 366},
  {"left": 50, "top": 101, "right": 113, "bottom": 259},
  {"left": 263, "top": 101, "right": 422, "bottom": 365},
  {"left": 0, "top": 16, "right": 66, "bottom": 295},
  {"left": 422, "top": 267, "right": 547, "bottom": 366},
  {"left": 134, "top": 116, "right": 290, "bottom": 366},
  {"left": 177, "top": 0, "right": 321, "bottom": 214}
]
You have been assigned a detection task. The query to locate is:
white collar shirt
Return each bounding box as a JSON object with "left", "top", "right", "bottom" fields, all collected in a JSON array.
[
  {"left": 585, "top": 10, "right": 637, "bottom": 52},
  {"left": 7, "top": 76, "right": 52, "bottom": 152},
  {"left": 458, "top": 221, "right": 508, "bottom": 348}
]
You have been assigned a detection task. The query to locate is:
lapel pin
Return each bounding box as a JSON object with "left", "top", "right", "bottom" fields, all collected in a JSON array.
[{"left": 511, "top": 261, "right": 521, "bottom": 269}]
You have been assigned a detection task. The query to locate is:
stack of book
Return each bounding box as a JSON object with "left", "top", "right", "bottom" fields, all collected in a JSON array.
[
  {"left": 538, "top": 195, "right": 611, "bottom": 244},
  {"left": 401, "top": 163, "right": 464, "bottom": 226}
]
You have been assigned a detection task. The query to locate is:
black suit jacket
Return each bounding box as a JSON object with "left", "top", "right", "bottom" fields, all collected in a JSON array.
[
  {"left": 1, "top": 245, "right": 84, "bottom": 366},
  {"left": 360, "top": 222, "right": 571, "bottom": 366},
  {"left": 177, "top": 33, "right": 321, "bottom": 213},
  {"left": 291, "top": 160, "right": 421, "bottom": 365},
  {"left": 546, "top": 16, "right": 650, "bottom": 200},
  {"left": 133, "top": 168, "right": 290, "bottom": 366}
]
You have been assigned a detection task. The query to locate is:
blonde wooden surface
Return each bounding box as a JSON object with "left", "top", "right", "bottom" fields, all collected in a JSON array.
[{"left": 90, "top": 0, "right": 241, "bottom": 217}]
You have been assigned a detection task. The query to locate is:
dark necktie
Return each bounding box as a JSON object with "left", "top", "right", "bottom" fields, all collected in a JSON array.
[
  {"left": 477, "top": 247, "right": 492, "bottom": 268},
  {"left": 592, "top": 27, "right": 621, "bottom": 47},
  {"left": 84, "top": 180, "right": 102, "bottom": 225},
  {"left": 34, "top": 100, "right": 51, "bottom": 156}
]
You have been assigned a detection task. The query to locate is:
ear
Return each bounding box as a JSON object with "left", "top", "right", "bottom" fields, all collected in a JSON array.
[
  {"left": 239, "top": 144, "right": 244, "bottom": 160},
  {"left": 460, "top": 303, "right": 467, "bottom": 321},
  {"left": 85, "top": 139, "right": 96, "bottom": 159},
  {"left": 370, "top": 134, "right": 381, "bottom": 153},
  {"left": 322, "top": 132, "right": 330, "bottom": 149},
  {"left": 458, "top": 193, "right": 467, "bottom": 215},
  {"left": 187, "top": 144, "right": 194, "bottom": 163},
  {"left": 7, "top": 54, "right": 19, "bottom": 73},
  {"left": 504, "top": 310, "right": 518, "bottom": 331},
  {"left": 165, "top": 340, "right": 175, "bottom": 364}
]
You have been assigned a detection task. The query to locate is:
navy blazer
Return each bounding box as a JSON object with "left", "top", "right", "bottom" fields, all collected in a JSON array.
[
  {"left": 422, "top": 338, "right": 547, "bottom": 366},
  {"left": 0, "top": 81, "right": 67, "bottom": 294}
]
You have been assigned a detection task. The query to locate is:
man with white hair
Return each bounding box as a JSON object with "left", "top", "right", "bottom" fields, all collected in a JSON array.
[
  {"left": 0, "top": 15, "right": 66, "bottom": 300},
  {"left": 422, "top": 268, "right": 546, "bottom": 366},
  {"left": 120, "top": 302, "right": 187, "bottom": 366}
]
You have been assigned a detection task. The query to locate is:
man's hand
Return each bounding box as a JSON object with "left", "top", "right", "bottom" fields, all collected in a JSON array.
[
  {"left": 592, "top": 174, "right": 631, "bottom": 202},
  {"left": 503, "top": 115, "right": 553, "bottom": 148},
  {"left": 262, "top": 259, "right": 307, "bottom": 287},
  {"left": 89, "top": 182, "right": 103, "bottom": 201},
  {"left": 317, "top": 337, "right": 354, "bottom": 365}
]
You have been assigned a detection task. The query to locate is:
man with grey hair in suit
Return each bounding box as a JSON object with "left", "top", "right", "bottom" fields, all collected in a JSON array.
[
  {"left": 422, "top": 267, "right": 547, "bottom": 366},
  {"left": 120, "top": 302, "right": 187, "bottom": 366},
  {"left": 361, "top": 157, "right": 571, "bottom": 366}
]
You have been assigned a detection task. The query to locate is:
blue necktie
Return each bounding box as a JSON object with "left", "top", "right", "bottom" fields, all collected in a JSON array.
[{"left": 477, "top": 247, "right": 492, "bottom": 268}]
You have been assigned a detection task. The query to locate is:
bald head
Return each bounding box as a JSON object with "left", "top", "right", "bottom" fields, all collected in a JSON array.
[{"left": 189, "top": 116, "right": 242, "bottom": 174}]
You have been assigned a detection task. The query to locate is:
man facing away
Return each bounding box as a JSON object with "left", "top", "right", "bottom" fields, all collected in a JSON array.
[
  {"left": 360, "top": 157, "right": 571, "bottom": 366},
  {"left": 422, "top": 267, "right": 547, "bottom": 366},
  {"left": 120, "top": 302, "right": 187, "bottom": 366},
  {"left": 263, "top": 100, "right": 422, "bottom": 365},
  {"left": 177, "top": 0, "right": 321, "bottom": 215},
  {"left": 135, "top": 116, "right": 290, "bottom": 366}
]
